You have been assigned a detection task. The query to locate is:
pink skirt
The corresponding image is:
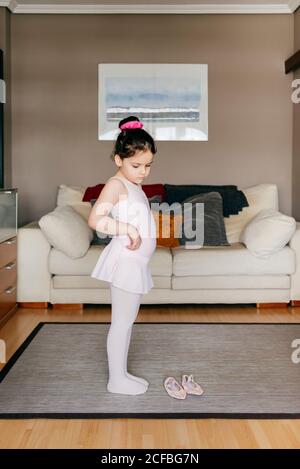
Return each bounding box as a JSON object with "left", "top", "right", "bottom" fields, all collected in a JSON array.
[{"left": 90, "top": 235, "right": 154, "bottom": 294}]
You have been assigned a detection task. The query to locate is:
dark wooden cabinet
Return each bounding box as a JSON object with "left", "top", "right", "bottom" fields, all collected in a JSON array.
[
  {"left": 0, "top": 189, "right": 18, "bottom": 327},
  {"left": 0, "top": 236, "right": 17, "bottom": 326}
]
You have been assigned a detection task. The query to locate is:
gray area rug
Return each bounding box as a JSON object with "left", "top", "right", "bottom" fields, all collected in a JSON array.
[{"left": 0, "top": 322, "right": 300, "bottom": 419}]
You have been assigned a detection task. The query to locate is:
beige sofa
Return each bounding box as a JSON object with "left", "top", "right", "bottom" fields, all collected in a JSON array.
[{"left": 16, "top": 183, "right": 300, "bottom": 307}]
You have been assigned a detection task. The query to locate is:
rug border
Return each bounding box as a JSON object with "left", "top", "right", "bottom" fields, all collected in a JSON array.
[{"left": 1, "top": 321, "right": 300, "bottom": 420}]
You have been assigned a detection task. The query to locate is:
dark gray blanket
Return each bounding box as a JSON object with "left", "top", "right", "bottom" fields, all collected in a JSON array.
[{"left": 164, "top": 184, "right": 249, "bottom": 217}]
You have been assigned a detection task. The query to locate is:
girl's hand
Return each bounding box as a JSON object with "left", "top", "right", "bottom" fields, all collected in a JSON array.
[{"left": 127, "top": 224, "right": 142, "bottom": 250}]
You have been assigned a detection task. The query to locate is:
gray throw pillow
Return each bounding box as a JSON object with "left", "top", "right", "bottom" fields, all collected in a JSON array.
[
  {"left": 148, "top": 194, "right": 162, "bottom": 207},
  {"left": 90, "top": 199, "right": 112, "bottom": 245},
  {"left": 179, "top": 192, "right": 230, "bottom": 247}
]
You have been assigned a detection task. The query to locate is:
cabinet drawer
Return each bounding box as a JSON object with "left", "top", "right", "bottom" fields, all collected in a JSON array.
[
  {"left": 0, "top": 260, "right": 17, "bottom": 294},
  {"left": 0, "top": 237, "right": 17, "bottom": 268},
  {"left": 0, "top": 282, "right": 17, "bottom": 320}
]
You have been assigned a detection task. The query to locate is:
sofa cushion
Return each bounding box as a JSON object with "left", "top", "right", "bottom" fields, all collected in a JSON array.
[
  {"left": 224, "top": 183, "right": 279, "bottom": 244},
  {"left": 141, "top": 184, "right": 166, "bottom": 201},
  {"left": 90, "top": 198, "right": 113, "bottom": 245},
  {"left": 52, "top": 275, "right": 171, "bottom": 290},
  {"left": 82, "top": 183, "right": 105, "bottom": 202},
  {"left": 56, "top": 184, "right": 92, "bottom": 221},
  {"left": 82, "top": 182, "right": 166, "bottom": 203},
  {"left": 171, "top": 243, "right": 295, "bottom": 276},
  {"left": 39, "top": 206, "right": 93, "bottom": 259},
  {"left": 49, "top": 244, "right": 172, "bottom": 276},
  {"left": 172, "top": 274, "right": 290, "bottom": 290},
  {"left": 240, "top": 209, "right": 296, "bottom": 259},
  {"left": 152, "top": 211, "right": 183, "bottom": 247},
  {"left": 178, "top": 192, "right": 230, "bottom": 247}
]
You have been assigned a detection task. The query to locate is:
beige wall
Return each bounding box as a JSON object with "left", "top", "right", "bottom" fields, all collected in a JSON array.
[
  {"left": 10, "top": 13, "right": 294, "bottom": 226},
  {"left": 0, "top": 7, "right": 12, "bottom": 189},
  {"left": 293, "top": 7, "right": 300, "bottom": 221}
]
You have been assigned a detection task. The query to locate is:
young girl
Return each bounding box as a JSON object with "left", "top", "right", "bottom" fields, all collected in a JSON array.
[{"left": 88, "top": 116, "right": 157, "bottom": 396}]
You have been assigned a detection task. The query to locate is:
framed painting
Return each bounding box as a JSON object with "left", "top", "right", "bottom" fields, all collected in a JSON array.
[{"left": 98, "top": 63, "right": 208, "bottom": 141}]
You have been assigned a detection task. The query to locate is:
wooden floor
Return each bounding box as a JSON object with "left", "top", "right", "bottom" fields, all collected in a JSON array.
[{"left": 0, "top": 304, "right": 300, "bottom": 449}]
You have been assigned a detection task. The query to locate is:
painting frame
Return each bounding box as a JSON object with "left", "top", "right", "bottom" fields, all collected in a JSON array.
[{"left": 98, "top": 63, "right": 208, "bottom": 141}]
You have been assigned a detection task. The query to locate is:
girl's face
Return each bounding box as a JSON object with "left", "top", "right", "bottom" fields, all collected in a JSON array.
[{"left": 115, "top": 149, "right": 154, "bottom": 185}]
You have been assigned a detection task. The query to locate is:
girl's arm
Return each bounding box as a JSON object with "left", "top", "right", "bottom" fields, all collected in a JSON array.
[{"left": 87, "top": 179, "right": 135, "bottom": 237}]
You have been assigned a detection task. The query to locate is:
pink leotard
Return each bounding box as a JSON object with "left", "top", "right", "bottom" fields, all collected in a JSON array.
[{"left": 90, "top": 176, "right": 157, "bottom": 294}]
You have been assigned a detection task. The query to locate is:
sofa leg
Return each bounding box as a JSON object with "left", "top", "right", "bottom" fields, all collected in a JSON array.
[
  {"left": 290, "top": 300, "right": 300, "bottom": 307},
  {"left": 51, "top": 303, "right": 84, "bottom": 310},
  {"left": 18, "top": 302, "right": 49, "bottom": 308},
  {"left": 256, "top": 302, "right": 289, "bottom": 308}
]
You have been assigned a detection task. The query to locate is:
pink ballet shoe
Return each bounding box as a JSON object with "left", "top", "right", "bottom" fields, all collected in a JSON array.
[
  {"left": 164, "top": 376, "right": 187, "bottom": 400},
  {"left": 181, "top": 374, "right": 204, "bottom": 396}
]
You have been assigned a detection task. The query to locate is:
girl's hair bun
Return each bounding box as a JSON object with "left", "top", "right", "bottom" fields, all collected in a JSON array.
[
  {"left": 118, "top": 115, "right": 140, "bottom": 131},
  {"left": 110, "top": 115, "right": 157, "bottom": 160}
]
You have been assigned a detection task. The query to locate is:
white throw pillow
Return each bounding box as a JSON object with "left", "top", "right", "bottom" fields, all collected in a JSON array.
[
  {"left": 240, "top": 209, "right": 296, "bottom": 259},
  {"left": 56, "top": 184, "right": 92, "bottom": 221},
  {"left": 224, "top": 183, "right": 279, "bottom": 244},
  {"left": 38, "top": 206, "right": 94, "bottom": 258}
]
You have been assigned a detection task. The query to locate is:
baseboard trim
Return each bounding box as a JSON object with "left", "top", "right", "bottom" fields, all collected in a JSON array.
[
  {"left": 256, "top": 302, "right": 289, "bottom": 308},
  {"left": 51, "top": 303, "right": 84, "bottom": 310},
  {"left": 18, "top": 302, "right": 49, "bottom": 308},
  {"left": 290, "top": 300, "right": 300, "bottom": 307}
]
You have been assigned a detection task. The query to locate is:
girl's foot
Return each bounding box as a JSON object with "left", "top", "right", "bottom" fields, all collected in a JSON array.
[
  {"left": 125, "top": 372, "right": 149, "bottom": 387},
  {"left": 107, "top": 377, "right": 148, "bottom": 395}
]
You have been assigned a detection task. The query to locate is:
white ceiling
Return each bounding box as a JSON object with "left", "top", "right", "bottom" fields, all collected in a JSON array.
[{"left": 0, "top": 0, "right": 299, "bottom": 14}]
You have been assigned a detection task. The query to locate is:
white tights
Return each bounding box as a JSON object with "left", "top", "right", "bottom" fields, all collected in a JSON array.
[{"left": 107, "top": 284, "right": 149, "bottom": 395}]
